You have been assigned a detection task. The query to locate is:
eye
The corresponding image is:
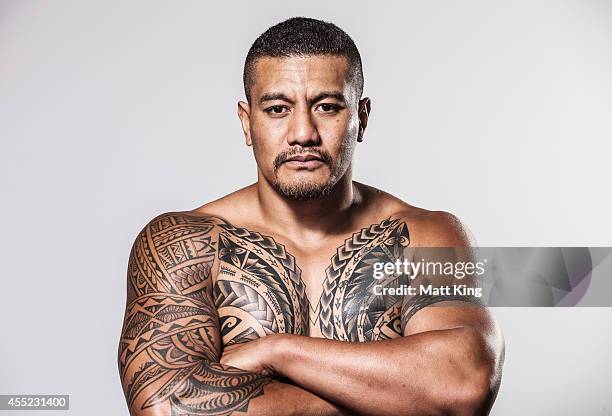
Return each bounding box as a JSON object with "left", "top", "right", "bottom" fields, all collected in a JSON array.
[
  {"left": 265, "top": 105, "right": 289, "bottom": 116},
  {"left": 316, "top": 103, "right": 339, "bottom": 113}
]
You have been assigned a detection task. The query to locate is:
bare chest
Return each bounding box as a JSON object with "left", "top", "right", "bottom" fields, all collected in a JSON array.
[{"left": 212, "top": 218, "right": 411, "bottom": 345}]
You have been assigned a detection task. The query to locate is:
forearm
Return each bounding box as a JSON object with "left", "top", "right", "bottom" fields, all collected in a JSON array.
[
  {"left": 271, "top": 328, "right": 493, "bottom": 416},
  {"left": 246, "top": 380, "right": 354, "bottom": 416},
  {"left": 126, "top": 360, "right": 350, "bottom": 416}
]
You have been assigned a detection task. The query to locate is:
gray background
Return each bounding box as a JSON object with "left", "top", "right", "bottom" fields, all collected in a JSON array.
[{"left": 1, "top": 1, "right": 611, "bottom": 414}]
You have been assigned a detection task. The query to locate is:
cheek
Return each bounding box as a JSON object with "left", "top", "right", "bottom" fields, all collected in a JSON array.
[
  {"left": 321, "top": 116, "right": 358, "bottom": 152},
  {"left": 251, "top": 140, "right": 274, "bottom": 172},
  {"left": 250, "top": 120, "right": 286, "bottom": 163},
  {"left": 251, "top": 117, "right": 288, "bottom": 149}
]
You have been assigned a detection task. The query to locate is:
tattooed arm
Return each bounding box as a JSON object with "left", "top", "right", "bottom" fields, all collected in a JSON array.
[
  {"left": 222, "top": 212, "right": 504, "bottom": 416},
  {"left": 117, "top": 213, "right": 350, "bottom": 416}
]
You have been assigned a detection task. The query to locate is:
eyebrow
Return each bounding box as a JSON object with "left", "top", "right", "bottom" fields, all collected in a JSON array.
[
  {"left": 258, "top": 90, "right": 346, "bottom": 106},
  {"left": 310, "top": 91, "right": 346, "bottom": 104},
  {"left": 259, "top": 92, "right": 293, "bottom": 105}
]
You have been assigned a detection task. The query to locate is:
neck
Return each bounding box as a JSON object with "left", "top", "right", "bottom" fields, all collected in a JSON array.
[{"left": 255, "top": 169, "right": 359, "bottom": 243}]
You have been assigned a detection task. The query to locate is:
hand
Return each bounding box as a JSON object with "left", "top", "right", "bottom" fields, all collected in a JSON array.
[{"left": 220, "top": 334, "right": 287, "bottom": 376}]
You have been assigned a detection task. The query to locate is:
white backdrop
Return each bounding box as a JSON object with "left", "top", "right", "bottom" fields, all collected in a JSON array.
[{"left": 1, "top": 1, "right": 611, "bottom": 415}]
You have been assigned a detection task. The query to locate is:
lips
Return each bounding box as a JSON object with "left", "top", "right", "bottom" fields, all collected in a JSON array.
[
  {"left": 284, "top": 154, "right": 322, "bottom": 163},
  {"left": 281, "top": 153, "right": 326, "bottom": 170}
]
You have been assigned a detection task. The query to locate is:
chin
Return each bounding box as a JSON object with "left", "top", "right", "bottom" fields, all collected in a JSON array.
[
  {"left": 279, "top": 169, "right": 329, "bottom": 186},
  {"left": 274, "top": 178, "right": 335, "bottom": 201}
]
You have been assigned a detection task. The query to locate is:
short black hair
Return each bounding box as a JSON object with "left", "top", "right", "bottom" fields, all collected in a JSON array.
[{"left": 243, "top": 17, "right": 364, "bottom": 103}]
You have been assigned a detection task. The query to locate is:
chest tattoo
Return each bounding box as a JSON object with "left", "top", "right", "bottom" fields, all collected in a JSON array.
[
  {"left": 318, "top": 218, "right": 410, "bottom": 342},
  {"left": 213, "top": 218, "right": 411, "bottom": 344},
  {"left": 214, "top": 222, "right": 309, "bottom": 345}
]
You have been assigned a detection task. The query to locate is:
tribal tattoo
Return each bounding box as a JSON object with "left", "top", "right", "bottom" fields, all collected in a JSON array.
[
  {"left": 119, "top": 213, "right": 476, "bottom": 414},
  {"left": 118, "top": 214, "right": 271, "bottom": 416},
  {"left": 317, "top": 218, "right": 411, "bottom": 341},
  {"left": 317, "top": 220, "right": 483, "bottom": 339},
  {"left": 214, "top": 222, "right": 309, "bottom": 346}
]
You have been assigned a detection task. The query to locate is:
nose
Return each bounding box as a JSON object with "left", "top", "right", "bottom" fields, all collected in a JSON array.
[{"left": 287, "top": 108, "right": 320, "bottom": 147}]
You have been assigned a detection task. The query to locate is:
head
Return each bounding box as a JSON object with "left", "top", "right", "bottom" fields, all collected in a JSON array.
[{"left": 238, "top": 17, "right": 371, "bottom": 201}]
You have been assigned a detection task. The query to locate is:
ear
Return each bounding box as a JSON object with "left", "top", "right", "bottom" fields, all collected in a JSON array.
[
  {"left": 357, "top": 97, "right": 371, "bottom": 143},
  {"left": 237, "top": 101, "right": 252, "bottom": 146}
]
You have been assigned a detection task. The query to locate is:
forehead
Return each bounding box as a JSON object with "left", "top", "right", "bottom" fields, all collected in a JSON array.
[{"left": 250, "top": 55, "right": 353, "bottom": 98}]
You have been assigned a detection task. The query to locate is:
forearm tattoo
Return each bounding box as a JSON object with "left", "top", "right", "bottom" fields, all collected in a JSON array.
[{"left": 118, "top": 214, "right": 270, "bottom": 416}]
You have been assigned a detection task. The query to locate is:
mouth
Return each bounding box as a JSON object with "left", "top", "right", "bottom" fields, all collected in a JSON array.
[
  {"left": 286, "top": 154, "right": 322, "bottom": 162},
  {"left": 282, "top": 154, "right": 325, "bottom": 170}
]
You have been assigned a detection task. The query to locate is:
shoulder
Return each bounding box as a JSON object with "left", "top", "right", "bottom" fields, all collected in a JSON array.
[
  {"left": 130, "top": 211, "right": 230, "bottom": 268},
  {"left": 137, "top": 211, "right": 229, "bottom": 241},
  {"left": 131, "top": 182, "right": 258, "bottom": 264},
  {"left": 393, "top": 209, "right": 475, "bottom": 247},
  {"left": 127, "top": 211, "right": 230, "bottom": 297},
  {"left": 356, "top": 182, "right": 475, "bottom": 247}
]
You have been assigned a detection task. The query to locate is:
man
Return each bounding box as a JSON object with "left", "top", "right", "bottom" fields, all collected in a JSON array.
[{"left": 118, "top": 17, "right": 504, "bottom": 416}]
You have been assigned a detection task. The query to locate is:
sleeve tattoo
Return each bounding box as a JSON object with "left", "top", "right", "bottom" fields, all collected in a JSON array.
[{"left": 117, "top": 213, "right": 271, "bottom": 416}]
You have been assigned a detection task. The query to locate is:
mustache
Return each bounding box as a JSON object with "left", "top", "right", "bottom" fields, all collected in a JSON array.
[{"left": 273, "top": 148, "right": 333, "bottom": 170}]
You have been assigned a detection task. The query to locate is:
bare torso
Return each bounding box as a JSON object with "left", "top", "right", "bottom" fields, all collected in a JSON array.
[
  {"left": 120, "top": 181, "right": 493, "bottom": 416},
  {"left": 187, "top": 182, "right": 435, "bottom": 344}
]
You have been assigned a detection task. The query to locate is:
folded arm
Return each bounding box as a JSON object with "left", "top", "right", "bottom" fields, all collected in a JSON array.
[
  {"left": 221, "top": 212, "right": 505, "bottom": 416},
  {"left": 223, "top": 304, "right": 502, "bottom": 416},
  {"left": 118, "top": 213, "right": 349, "bottom": 416}
]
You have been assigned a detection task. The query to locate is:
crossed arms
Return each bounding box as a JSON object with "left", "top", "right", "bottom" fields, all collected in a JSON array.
[
  {"left": 118, "top": 213, "right": 348, "bottom": 416},
  {"left": 118, "top": 212, "right": 504, "bottom": 416}
]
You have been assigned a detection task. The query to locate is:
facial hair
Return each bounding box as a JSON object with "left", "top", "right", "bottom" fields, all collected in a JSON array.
[{"left": 271, "top": 147, "right": 337, "bottom": 200}]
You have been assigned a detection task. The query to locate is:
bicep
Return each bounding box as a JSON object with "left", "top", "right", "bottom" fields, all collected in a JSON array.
[
  {"left": 399, "top": 243, "right": 486, "bottom": 333},
  {"left": 402, "top": 301, "right": 496, "bottom": 336},
  {"left": 118, "top": 213, "right": 271, "bottom": 415},
  {"left": 398, "top": 245, "right": 502, "bottom": 374}
]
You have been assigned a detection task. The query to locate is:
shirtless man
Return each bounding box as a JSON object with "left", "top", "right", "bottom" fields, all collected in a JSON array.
[{"left": 118, "top": 17, "right": 504, "bottom": 416}]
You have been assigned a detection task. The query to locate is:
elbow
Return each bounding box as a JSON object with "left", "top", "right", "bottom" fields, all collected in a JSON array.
[
  {"left": 449, "top": 363, "right": 498, "bottom": 416},
  {"left": 446, "top": 327, "right": 504, "bottom": 416}
]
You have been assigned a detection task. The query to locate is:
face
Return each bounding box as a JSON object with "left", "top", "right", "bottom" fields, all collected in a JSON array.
[{"left": 238, "top": 55, "right": 370, "bottom": 200}]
